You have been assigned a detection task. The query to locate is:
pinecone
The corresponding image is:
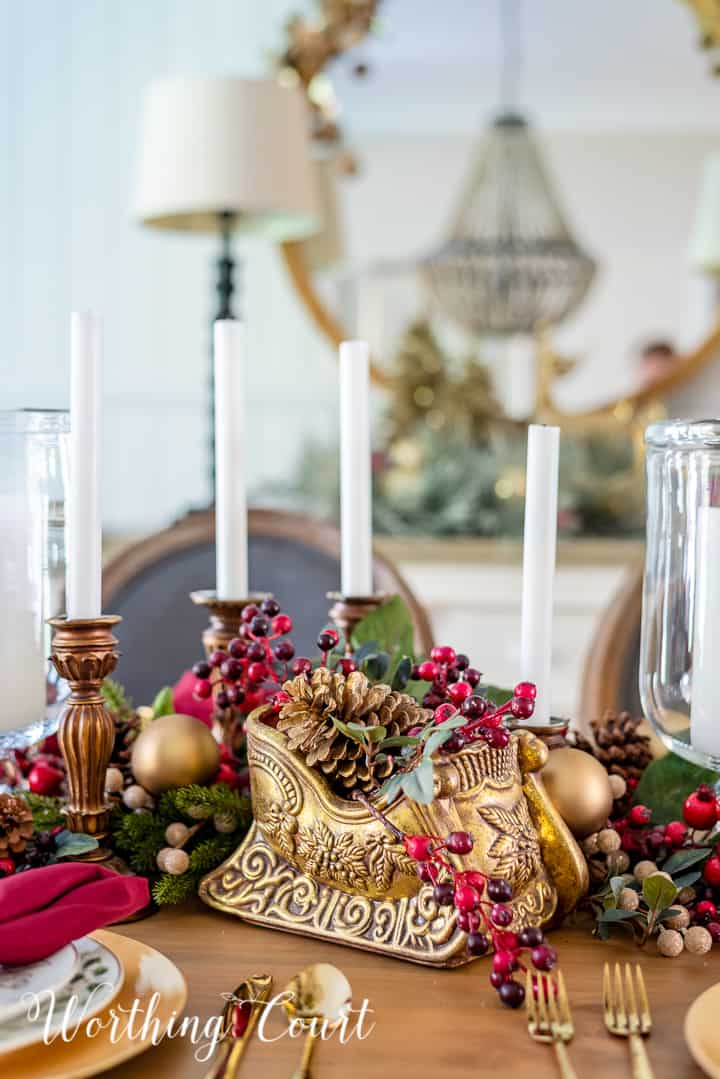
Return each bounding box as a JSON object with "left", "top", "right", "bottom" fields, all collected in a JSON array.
[
  {"left": 575, "top": 710, "right": 653, "bottom": 783},
  {"left": 0, "top": 793, "right": 34, "bottom": 856},
  {"left": 278, "top": 668, "right": 431, "bottom": 796}
]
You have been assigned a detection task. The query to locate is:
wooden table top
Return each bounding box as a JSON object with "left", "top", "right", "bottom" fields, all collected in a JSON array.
[{"left": 97, "top": 900, "right": 716, "bottom": 1078}]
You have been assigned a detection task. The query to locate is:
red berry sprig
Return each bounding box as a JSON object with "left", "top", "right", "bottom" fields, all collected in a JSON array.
[
  {"left": 403, "top": 826, "right": 556, "bottom": 1008},
  {"left": 412, "top": 645, "right": 536, "bottom": 731},
  {"left": 192, "top": 596, "right": 296, "bottom": 716},
  {"left": 424, "top": 686, "right": 537, "bottom": 757}
]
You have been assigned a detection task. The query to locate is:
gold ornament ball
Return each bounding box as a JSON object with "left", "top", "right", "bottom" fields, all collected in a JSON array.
[
  {"left": 540, "top": 747, "right": 614, "bottom": 838},
  {"left": 131, "top": 714, "right": 220, "bottom": 794}
]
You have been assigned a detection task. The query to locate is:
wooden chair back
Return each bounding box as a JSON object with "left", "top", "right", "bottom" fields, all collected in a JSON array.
[
  {"left": 102, "top": 508, "right": 434, "bottom": 704},
  {"left": 581, "top": 562, "right": 644, "bottom": 720}
]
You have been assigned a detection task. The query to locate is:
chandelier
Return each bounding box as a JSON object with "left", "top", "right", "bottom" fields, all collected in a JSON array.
[
  {"left": 421, "top": 1, "right": 596, "bottom": 336},
  {"left": 422, "top": 112, "right": 596, "bottom": 336}
]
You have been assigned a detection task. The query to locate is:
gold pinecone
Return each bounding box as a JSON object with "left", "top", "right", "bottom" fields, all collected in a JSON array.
[
  {"left": 278, "top": 667, "right": 431, "bottom": 796},
  {"left": 0, "top": 793, "right": 34, "bottom": 856}
]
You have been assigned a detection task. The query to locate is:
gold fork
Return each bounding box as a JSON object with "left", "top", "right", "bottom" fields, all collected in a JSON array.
[
  {"left": 525, "top": 969, "right": 578, "bottom": 1078},
  {"left": 602, "top": 963, "right": 654, "bottom": 1079}
]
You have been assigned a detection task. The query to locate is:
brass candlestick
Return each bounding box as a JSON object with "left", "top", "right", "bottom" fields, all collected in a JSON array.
[
  {"left": 48, "top": 615, "right": 121, "bottom": 857},
  {"left": 190, "top": 590, "right": 269, "bottom": 656},
  {"left": 507, "top": 717, "right": 569, "bottom": 750},
  {"left": 327, "top": 592, "right": 388, "bottom": 654}
]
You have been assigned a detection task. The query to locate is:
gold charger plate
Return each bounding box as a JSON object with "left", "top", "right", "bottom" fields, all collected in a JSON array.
[
  {"left": 685, "top": 982, "right": 720, "bottom": 1078},
  {"left": 0, "top": 929, "right": 188, "bottom": 1079}
]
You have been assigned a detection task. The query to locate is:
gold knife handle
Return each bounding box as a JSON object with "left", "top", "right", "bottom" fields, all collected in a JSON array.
[
  {"left": 292, "top": 1030, "right": 318, "bottom": 1079},
  {"left": 202, "top": 1039, "right": 232, "bottom": 1079},
  {"left": 552, "top": 1040, "right": 579, "bottom": 1079},
  {"left": 223, "top": 1031, "right": 253, "bottom": 1079},
  {"left": 629, "top": 1034, "right": 655, "bottom": 1079}
]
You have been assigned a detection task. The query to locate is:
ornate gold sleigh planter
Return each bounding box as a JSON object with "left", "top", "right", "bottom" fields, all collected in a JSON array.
[{"left": 199, "top": 715, "right": 588, "bottom": 967}]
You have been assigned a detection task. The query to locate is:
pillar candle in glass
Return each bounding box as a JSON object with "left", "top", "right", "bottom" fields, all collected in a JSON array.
[
  {"left": 640, "top": 420, "right": 720, "bottom": 767},
  {"left": 214, "top": 319, "right": 248, "bottom": 600},
  {"left": 339, "top": 340, "right": 373, "bottom": 597},
  {"left": 67, "top": 312, "right": 102, "bottom": 620},
  {"left": 520, "top": 424, "right": 560, "bottom": 725}
]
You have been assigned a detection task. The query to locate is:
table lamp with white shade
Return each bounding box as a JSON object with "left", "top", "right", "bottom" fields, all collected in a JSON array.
[{"left": 132, "top": 75, "right": 319, "bottom": 495}]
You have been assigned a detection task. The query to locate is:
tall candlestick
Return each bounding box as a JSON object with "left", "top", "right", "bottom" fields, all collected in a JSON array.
[
  {"left": 691, "top": 506, "right": 720, "bottom": 757},
  {"left": 67, "top": 312, "right": 102, "bottom": 620},
  {"left": 339, "top": 340, "right": 373, "bottom": 596},
  {"left": 214, "top": 319, "right": 248, "bottom": 599},
  {"left": 520, "top": 424, "right": 560, "bottom": 725}
]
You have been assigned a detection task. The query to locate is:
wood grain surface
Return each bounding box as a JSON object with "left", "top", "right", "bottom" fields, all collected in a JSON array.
[{"left": 97, "top": 900, "right": 714, "bottom": 1078}]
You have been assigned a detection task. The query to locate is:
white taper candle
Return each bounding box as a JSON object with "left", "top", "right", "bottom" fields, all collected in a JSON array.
[
  {"left": 520, "top": 424, "right": 560, "bottom": 725},
  {"left": 214, "top": 319, "right": 248, "bottom": 600},
  {"left": 67, "top": 311, "right": 102, "bottom": 620},
  {"left": 339, "top": 340, "right": 373, "bottom": 596},
  {"left": 691, "top": 506, "right": 720, "bottom": 758}
]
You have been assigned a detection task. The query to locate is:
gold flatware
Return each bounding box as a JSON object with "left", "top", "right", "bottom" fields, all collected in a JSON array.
[
  {"left": 525, "top": 969, "right": 578, "bottom": 1079},
  {"left": 204, "top": 973, "right": 273, "bottom": 1079},
  {"left": 602, "top": 962, "right": 654, "bottom": 1079},
  {"left": 283, "top": 963, "right": 352, "bottom": 1079}
]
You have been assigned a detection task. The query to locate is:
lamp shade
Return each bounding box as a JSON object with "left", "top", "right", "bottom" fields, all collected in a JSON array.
[
  {"left": 132, "top": 76, "right": 319, "bottom": 240},
  {"left": 690, "top": 152, "right": 720, "bottom": 275}
]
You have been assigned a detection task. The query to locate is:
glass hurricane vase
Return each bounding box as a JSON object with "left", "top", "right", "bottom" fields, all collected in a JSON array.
[
  {"left": 641, "top": 419, "right": 720, "bottom": 772},
  {"left": 0, "top": 410, "right": 69, "bottom": 756}
]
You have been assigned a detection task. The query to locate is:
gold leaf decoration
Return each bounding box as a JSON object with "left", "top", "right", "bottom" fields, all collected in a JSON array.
[{"left": 478, "top": 801, "right": 542, "bottom": 890}]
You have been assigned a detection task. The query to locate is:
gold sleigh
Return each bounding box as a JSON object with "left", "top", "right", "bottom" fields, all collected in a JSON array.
[{"left": 199, "top": 716, "right": 588, "bottom": 967}]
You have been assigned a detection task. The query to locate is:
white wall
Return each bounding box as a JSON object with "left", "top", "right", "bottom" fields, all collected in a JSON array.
[
  {"left": 342, "top": 131, "right": 720, "bottom": 411},
  {"left": 0, "top": 0, "right": 335, "bottom": 532},
  {"left": 2, "top": 1, "right": 720, "bottom": 534}
]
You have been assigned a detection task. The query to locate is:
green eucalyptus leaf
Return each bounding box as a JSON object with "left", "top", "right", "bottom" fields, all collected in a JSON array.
[
  {"left": 423, "top": 727, "right": 459, "bottom": 758},
  {"left": 353, "top": 640, "right": 380, "bottom": 663},
  {"left": 361, "top": 653, "right": 390, "bottom": 682},
  {"left": 378, "top": 772, "right": 404, "bottom": 804},
  {"left": 633, "top": 753, "right": 718, "bottom": 823},
  {"left": 420, "top": 715, "right": 466, "bottom": 738},
  {"left": 54, "top": 832, "right": 100, "bottom": 858},
  {"left": 367, "top": 725, "right": 387, "bottom": 743},
  {"left": 352, "top": 596, "right": 414, "bottom": 660},
  {"left": 404, "top": 679, "right": 428, "bottom": 705},
  {"left": 598, "top": 908, "right": 640, "bottom": 923},
  {"left": 663, "top": 847, "right": 711, "bottom": 876},
  {"left": 609, "top": 876, "right": 626, "bottom": 902},
  {"left": 642, "top": 873, "right": 677, "bottom": 911},
  {"left": 401, "top": 760, "right": 435, "bottom": 805},
  {"left": 151, "top": 686, "right": 174, "bottom": 718},
  {"left": 657, "top": 907, "right": 684, "bottom": 924},
  {"left": 391, "top": 656, "right": 413, "bottom": 691},
  {"left": 672, "top": 870, "right": 702, "bottom": 890},
  {"left": 379, "top": 735, "right": 421, "bottom": 750},
  {"left": 332, "top": 716, "right": 366, "bottom": 742}
]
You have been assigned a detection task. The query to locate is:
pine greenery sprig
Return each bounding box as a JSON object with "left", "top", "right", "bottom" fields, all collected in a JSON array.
[
  {"left": 163, "top": 783, "right": 251, "bottom": 821},
  {"left": 101, "top": 678, "right": 134, "bottom": 719},
  {"left": 151, "top": 833, "right": 239, "bottom": 905},
  {"left": 110, "top": 782, "right": 251, "bottom": 902},
  {"left": 22, "top": 793, "right": 65, "bottom": 829}
]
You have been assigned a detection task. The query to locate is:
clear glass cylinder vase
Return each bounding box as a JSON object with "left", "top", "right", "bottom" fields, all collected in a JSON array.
[
  {"left": 641, "top": 419, "right": 720, "bottom": 770},
  {"left": 0, "top": 409, "right": 69, "bottom": 754}
]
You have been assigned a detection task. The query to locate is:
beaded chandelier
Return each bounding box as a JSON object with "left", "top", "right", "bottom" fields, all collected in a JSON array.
[{"left": 421, "top": 112, "right": 596, "bottom": 335}]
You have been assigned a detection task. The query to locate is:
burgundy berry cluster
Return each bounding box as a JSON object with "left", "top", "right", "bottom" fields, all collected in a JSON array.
[
  {"left": 403, "top": 828, "right": 556, "bottom": 1008},
  {"left": 427, "top": 680, "right": 537, "bottom": 755},
  {"left": 192, "top": 597, "right": 295, "bottom": 716},
  {"left": 414, "top": 645, "right": 536, "bottom": 725},
  {"left": 283, "top": 627, "right": 358, "bottom": 684}
]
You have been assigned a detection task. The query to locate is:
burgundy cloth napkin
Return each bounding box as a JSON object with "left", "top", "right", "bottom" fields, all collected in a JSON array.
[{"left": 0, "top": 863, "right": 149, "bottom": 966}]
